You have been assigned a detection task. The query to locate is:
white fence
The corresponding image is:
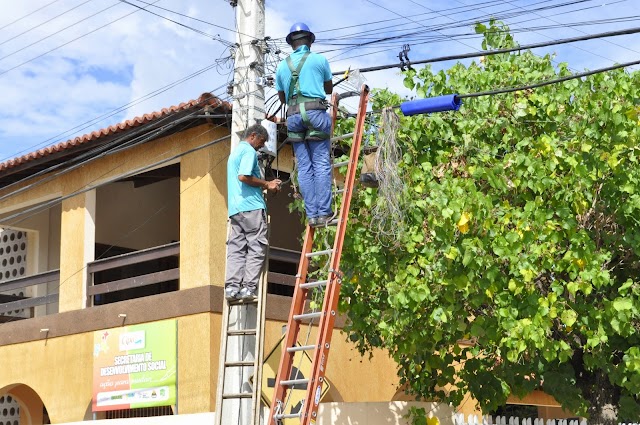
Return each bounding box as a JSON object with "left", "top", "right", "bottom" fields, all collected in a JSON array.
[{"left": 453, "top": 414, "right": 639, "bottom": 425}]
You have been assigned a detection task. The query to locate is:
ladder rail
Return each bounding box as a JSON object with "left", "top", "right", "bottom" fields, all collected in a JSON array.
[
  {"left": 216, "top": 218, "right": 270, "bottom": 425},
  {"left": 301, "top": 85, "right": 371, "bottom": 424},
  {"left": 252, "top": 222, "right": 270, "bottom": 425},
  {"left": 267, "top": 85, "right": 370, "bottom": 425},
  {"left": 267, "top": 226, "right": 316, "bottom": 423}
]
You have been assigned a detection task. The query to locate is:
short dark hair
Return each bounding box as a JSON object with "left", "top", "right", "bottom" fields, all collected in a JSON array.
[
  {"left": 244, "top": 123, "right": 269, "bottom": 141},
  {"left": 291, "top": 36, "right": 312, "bottom": 49}
]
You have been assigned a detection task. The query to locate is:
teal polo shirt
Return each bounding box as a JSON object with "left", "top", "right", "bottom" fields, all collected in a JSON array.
[
  {"left": 276, "top": 45, "right": 332, "bottom": 102},
  {"left": 227, "top": 141, "right": 266, "bottom": 217}
]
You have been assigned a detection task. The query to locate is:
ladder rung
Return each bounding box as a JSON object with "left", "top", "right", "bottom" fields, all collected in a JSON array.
[
  {"left": 306, "top": 249, "right": 334, "bottom": 258},
  {"left": 330, "top": 132, "right": 354, "bottom": 142},
  {"left": 333, "top": 160, "right": 350, "bottom": 168},
  {"left": 328, "top": 218, "right": 339, "bottom": 226},
  {"left": 280, "top": 378, "right": 309, "bottom": 387},
  {"left": 222, "top": 392, "right": 253, "bottom": 399},
  {"left": 293, "top": 312, "right": 322, "bottom": 321},
  {"left": 227, "top": 329, "right": 257, "bottom": 336},
  {"left": 225, "top": 361, "right": 254, "bottom": 367},
  {"left": 335, "top": 188, "right": 345, "bottom": 194},
  {"left": 275, "top": 413, "right": 302, "bottom": 420},
  {"left": 300, "top": 280, "right": 328, "bottom": 289},
  {"left": 287, "top": 345, "right": 316, "bottom": 353},
  {"left": 228, "top": 298, "right": 258, "bottom": 305}
]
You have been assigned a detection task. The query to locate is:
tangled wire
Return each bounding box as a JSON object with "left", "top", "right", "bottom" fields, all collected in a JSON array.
[{"left": 369, "top": 107, "right": 407, "bottom": 243}]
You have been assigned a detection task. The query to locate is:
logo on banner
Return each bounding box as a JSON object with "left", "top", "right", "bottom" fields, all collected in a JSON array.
[{"left": 119, "top": 330, "right": 145, "bottom": 351}]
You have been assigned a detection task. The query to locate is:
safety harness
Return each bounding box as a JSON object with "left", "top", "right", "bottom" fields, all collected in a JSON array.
[{"left": 285, "top": 52, "right": 330, "bottom": 142}]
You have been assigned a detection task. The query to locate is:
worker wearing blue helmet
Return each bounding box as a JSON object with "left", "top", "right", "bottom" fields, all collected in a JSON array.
[{"left": 276, "top": 22, "right": 334, "bottom": 227}]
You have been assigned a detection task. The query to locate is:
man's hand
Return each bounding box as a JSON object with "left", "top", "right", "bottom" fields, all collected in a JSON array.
[{"left": 265, "top": 179, "right": 282, "bottom": 193}]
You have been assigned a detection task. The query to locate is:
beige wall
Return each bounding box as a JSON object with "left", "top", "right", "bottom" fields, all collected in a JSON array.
[
  {"left": 0, "top": 313, "right": 402, "bottom": 423},
  {"left": 95, "top": 177, "right": 179, "bottom": 251},
  {"left": 179, "top": 138, "right": 229, "bottom": 290}
]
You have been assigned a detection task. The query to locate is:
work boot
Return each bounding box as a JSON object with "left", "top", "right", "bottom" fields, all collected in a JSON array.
[
  {"left": 238, "top": 287, "right": 258, "bottom": 301},
  {"left": 312, "top": 215, "right": 333, "bottom": 227},
  {"left": 225, "top": 288, "right": 239, "bottom": 301}
]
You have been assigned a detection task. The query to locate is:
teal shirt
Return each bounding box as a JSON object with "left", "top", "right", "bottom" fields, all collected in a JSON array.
[
  {"left": 227, "top": 141, "right": 266, "bottom": 217},
  {"left": 275, "top": 45, "right": 332, "bottom": 102}
]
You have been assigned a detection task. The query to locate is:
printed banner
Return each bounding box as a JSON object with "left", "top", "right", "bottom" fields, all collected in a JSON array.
[{"left": 92, "top": 320, "right": 177, "bottom": 412}]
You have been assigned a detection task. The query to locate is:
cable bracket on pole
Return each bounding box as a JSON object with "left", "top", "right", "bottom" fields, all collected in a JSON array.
[{"left": 399, "top": 44, "right": 413, "bottom": 71}]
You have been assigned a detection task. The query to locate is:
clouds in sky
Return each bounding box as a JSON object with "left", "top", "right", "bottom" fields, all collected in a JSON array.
[{"left": 0, "top": 0, "right": 638, "bottom": 161}]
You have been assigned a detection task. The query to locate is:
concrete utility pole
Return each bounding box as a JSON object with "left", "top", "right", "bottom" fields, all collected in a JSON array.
[
  {"left": 219, "top": 4, "right": 266, "bottom": 425},
  {"left": 230, "top": 0, "right": 266, "bottom": 150}
]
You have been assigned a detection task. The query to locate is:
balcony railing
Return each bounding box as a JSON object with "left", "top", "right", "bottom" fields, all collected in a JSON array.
[
  {"left": 0, "top": 269, "right": 60, "bottom": 322},
  {"left": 87, "top": 242, "right": 180, "bottom": 306}
]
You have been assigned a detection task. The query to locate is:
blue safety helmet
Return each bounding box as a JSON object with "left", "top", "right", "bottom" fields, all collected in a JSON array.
[{"left": 286, "top": 22, "right": 315, "bottom": 45}]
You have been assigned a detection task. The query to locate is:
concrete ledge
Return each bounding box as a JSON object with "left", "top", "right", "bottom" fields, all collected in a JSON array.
[{"left": 0, "top": 286, "right": 308, "bottom": 346}]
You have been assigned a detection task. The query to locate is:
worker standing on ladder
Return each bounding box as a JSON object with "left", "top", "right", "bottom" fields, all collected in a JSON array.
[
  {"left": 225, "top": 124, "right": 282, "bottom": 301},
  {"left": 276, "top": 22, "right": 334, "bottom": 227}
]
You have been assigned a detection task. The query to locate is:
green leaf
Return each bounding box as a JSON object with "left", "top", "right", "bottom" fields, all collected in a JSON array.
[
  {"left": 613, "top": 298, "right": 633, "bottom": 311},
  {"left": 561, "top": 309, "right": 577, "bottom": 327}
]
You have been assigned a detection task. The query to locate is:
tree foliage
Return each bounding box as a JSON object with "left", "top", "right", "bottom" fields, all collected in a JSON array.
[{"left": 339, "top": 21, "right": 640, "bottom": 423}]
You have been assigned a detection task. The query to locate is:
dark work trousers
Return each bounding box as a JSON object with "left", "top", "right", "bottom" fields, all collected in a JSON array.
[{"left": 225, "top": 209, "right": 268, "bottom": 293}]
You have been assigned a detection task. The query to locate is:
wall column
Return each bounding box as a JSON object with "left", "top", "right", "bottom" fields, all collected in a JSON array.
[
  {"left": 58, "top": 188, "right": 96, "bottom": 312},
  {"left": 180, "top": 139, "right": 229, "bottom": 289}
]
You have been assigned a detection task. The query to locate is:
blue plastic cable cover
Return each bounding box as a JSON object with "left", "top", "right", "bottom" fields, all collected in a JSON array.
[{"left": 400, "top": 95, "right": 462, "bottom": 116}]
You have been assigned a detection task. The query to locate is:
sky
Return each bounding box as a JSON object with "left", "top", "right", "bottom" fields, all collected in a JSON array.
[{"left": 0, "top": 0, "right": 639, "bottom": 163}]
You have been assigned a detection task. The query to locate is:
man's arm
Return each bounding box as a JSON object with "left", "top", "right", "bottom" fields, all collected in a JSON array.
[
  {"left": 278, "top": 91, "right": 286, "bottom": 105},
  {"left": 324, "top": 79, "right": 333, "bottom": 95},
  {"left": 239, "top": 175, "right": 282, "bottom": 193}
]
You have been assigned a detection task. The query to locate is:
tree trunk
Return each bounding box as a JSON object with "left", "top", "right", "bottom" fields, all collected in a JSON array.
[{"left": 578, "top": 368, "right": 620, "bottom": 425}]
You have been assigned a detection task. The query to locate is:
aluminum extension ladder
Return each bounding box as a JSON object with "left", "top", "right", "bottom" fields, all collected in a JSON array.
[
  {"left": 215, "top": 223, "right": 269, "bottom": 425},
  {"left": 268, "top": 85, "right": 371, "bottom": 425}
]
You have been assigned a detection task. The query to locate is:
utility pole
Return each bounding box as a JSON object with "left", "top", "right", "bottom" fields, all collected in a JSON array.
[
  {"left": 217, "top": 2, "right": 266, "bottom": 425},
  {"left": 230, "top": 0, "right": 266, "bottom": 150}
]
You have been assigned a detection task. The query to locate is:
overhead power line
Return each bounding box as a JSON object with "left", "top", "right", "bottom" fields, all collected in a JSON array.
[
  {"left": 117, "top": 0, "right": 260, "bottom": 42},
  {"left": 0, "top": 59, "right": 233, "bottom": 164},
  {"left": 0, "top": 0, "right": 94, "bottom": 48},
  {"left": 332, "top": 25, "right": 640, "bottom": 75},
  {"left": 0, "top": 82, "right": 232, "bottom": 199},
  {"left": 458, "top": 57, "right": 640, "bottom": 99},
  {"left": 0, "top": 0, "right": 162, "bottom": 77},
  {"left": 115, "top": 0, "right": 235, "bottom": 46},
  {"left": 0, "top": 0, "right": 64, "bottom": 32},
  {"left": 0, "top": 1, "right": 121, "bottom": 62}
]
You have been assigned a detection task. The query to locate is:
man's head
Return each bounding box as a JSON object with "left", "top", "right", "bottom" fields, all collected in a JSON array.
[
  {"left": 244, "top": 124, "right": 269, "bottom": 150},
  {"left": 286, "top": 22, "right": 315, "bottom": 49}
]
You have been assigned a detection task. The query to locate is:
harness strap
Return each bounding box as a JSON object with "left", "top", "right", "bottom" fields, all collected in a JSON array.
[
  {"left": 286, "top": 52, "right": 310, "bottom": 104},
  {"left": 284, "top": 51, "right": 330, "bottom": 141}
]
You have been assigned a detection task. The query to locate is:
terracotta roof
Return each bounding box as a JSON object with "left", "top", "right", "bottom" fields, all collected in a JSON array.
[{"left": 0, "top": 93, "right": 231, "bottom": 173}]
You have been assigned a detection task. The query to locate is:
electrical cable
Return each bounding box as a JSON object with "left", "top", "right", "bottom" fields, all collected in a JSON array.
[
  {"left": 0, "top": 0, "right": 64, "bottom": 32},
  {"left": 468, "top": 0, "right": 638, "bottom": 66},
  {"left": 117, "top": 0, "right": 261, "bottom": 42},
  {"left": 0, "top": 1, "right": 123, "bottom": 62},
  {"left": 0, "top": 124, "right": 234, "bottom": 325},
  {"left": 303, "top": 0, "right": 590, "bottom": 47},
  {"left": 0, "top": 0, "right": 94, "bottom": 48},
  {"left": 116, "top": 0, "right": 235, "bottom": 47},
  {"left": 0, "top": 0, "right": 162, "bottom": 78},
  {"left": 456, "top": 57, "right": 640, "bottom": 99},
  {"left": 0, "top": 65, "right": 233, "bottom": 164},
  {"left": 0, "top": 81, "right": 231, "bottom": 191},
  {"left": 331, "top": 25, "right": 640, "bottom": 76}
]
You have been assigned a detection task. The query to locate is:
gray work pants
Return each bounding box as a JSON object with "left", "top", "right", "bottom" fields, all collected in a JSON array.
[{"left": 225, "top": 209, "right": 268, "bottom": 293}]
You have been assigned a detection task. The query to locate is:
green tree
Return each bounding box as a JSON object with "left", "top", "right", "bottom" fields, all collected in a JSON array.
[{"left": 339, "top": 21, "right": 640, "bottom": 424}]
